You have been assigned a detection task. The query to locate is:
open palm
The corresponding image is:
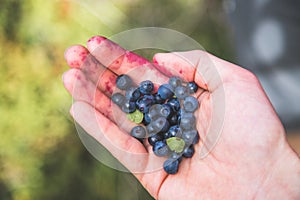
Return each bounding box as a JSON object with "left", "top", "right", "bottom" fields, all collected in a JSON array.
[{"left": 63, "top": 36, "right": 300, "bottom": 199}]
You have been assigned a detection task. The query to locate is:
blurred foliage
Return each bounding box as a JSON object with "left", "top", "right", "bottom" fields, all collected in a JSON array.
[
  {"left": 121, "top": 0, "right": 234, "bottom": 60},
  {"left": 0, "top": 0, "right": 232, "bottom": 199}
]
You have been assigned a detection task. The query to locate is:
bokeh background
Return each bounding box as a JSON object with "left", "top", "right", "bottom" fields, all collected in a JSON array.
[{"left": 0, "top": 0, "right": 299, "bottom": 199}]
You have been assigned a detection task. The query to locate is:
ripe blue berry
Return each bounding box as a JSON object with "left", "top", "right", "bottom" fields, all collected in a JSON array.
[
  {"left": 143, "top": 112, "right": 151, "bottom": 125},
  {"left": 177, "top": 110, "right": 183, "bottom": 124},
  {"left": 158, "top": 84, "right": 174, "bottom": 100},
  {"left": 116, "top": 74, "right": 132, "bottom": 90},
  {"left": 183, "top": 96, "right": 199, "bottom": 113},
  {"left": 153, "top": 141, "right": 170, "bottom": 157},
  {"left": 113, "top": 74, "right": 201, "bottom": 175},
  {"left": 125, "top": 87, "right": 141, "bottom": 102},
  {"left": 182, "top": 130, "right": 198, "bottom": 145},
  {"left": 153, "top": 93, "right": 165, "bottom": 104},
  {"left": 182, "top": 145, "right": 195, "bottom": 158},
  {"left": 121, "top": 100, "right": 136, "bottom": 113},
  {"left": 136, "top": 95, "right": 155, "bottom": 113},
  {"left": 148, "top": 104, "right": 162, "bottom": 120},
  {"left": 167, "top": 98, "right": 180, "bottom": 112},
  {"left": 130, "top": 126, "right": 146, "bottom": 140},
  {"left": 169, "top": 76, "right": 182, "bottom": 89},
  {"left": 164, "top": 125, "right": 182, "bottom": 139},
  {"left": 192, "top": 131, "right": 200, "bottom": 144},
  {"left": 148, "top": 134, "right": 163, "bottom": 146},
  {"left": 180, "top": 113, "right": 196, "bottom": 130},
  {"left": 159, "top": 104, "right": 173, "bottom": 119},
  {"left": 163, "top": 158, "right": 179, "bottom": 174},
  {"left": 139, "top": 80, "right": 154, "bottom": 94},
  {"left": 111, "top": 92, "right": 125, "bottom": 107},
  {"left": 146, "top": 123, "right": 160, "bottom": 136},
  {"left": 168, "top": 113, "right": 179, "bottom": 126},
  {"left": 152, "top": 117, "right": 170, "bottom": 133},
  {"left": 169, "top": 152, "right": 183, "bottom": 163},
  {"left": 187, "top": 81, "right": 198, "bottom": 93},
  {"left": 174, "top": 86, "right": 189, "bottom": 99}
]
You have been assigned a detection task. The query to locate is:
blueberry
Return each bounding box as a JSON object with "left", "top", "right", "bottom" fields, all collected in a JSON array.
[
  {"left": 177, "top": 109, "right": 182, "bottom": 124},
  {"left": 162, "top": 131, "right": 170, "bottom": 139},
  {"left": 148, "top": 104, "right": 162, "bottom": 120},
  {"left": 153, "top": 93, "right": 165, "bottom": 104},
  {"left": 180, "top": 113, "right": 196, "bottom": 130},
  {"left": 111, "top": 92, "right": 125, "bottom": 107},
  {"left": 158, "top": 84, "right": 174, "bottom": 100},
  {"left": 148, "top": 134, "right": 163, "bottom": 146},
  {"left": 169, "top": 76, "right": 182, "bottom": 89},
  {"left": 166, "top": 125, "right": 182, "bottom": 139},
  {"left": 179, "top": 109, "right": 185, "bottom": 116},
  {"left": 153, "top": 117, "right": 170, "bottom": 133},
  {"left": 130, "top": 126, "right": 146, "bottom": 140},
  {"left": 121, "top": 100, "right": 136, "bottom": 113},
  {"left": 143, "top": 112, "right": 151, "bottom": 125},
  {"left": 163, "top": 158, "right": 179, "bottom": 174},
  {"left": 159, "top": 104, "right": 173, "bottom": 119},
  {"left": 192, "top": 131, "right": 200, "bottom": 144},
  {"left": 116, "top": 74, "right": 132, "bottom": 90},
  {"left": 153, "top": 140, "right": 170, "bottom": 157},
  {"left": 183, "top": 96, "right": 198, "bottom": 113},
  {"left": 147, "top": 117, "right": 170, "bottom": 135},
  {"left": 167, "top": 98, "right": 180, "bottom": 112},
  {"left": 139, "top": 80, "right": 154, "bottom": 94},
  {"left": 182, "top": 130, "right": 198, "bottom": 145},
  {"left": 146, "top": 123, "right": 160, "bottom": 136},
  {"left": 136, "top": 95, "right": 155, "bottom": 113},
  {"left": 187, "top": 81, "right": 198, "bottom": 93},
  {"left": 174, "top": 86, "right": 189, "bottom": 99},
  {"left": 182, "top": 145, "right": 195, "bottom": 158},
  {"left": 169, "top": 152, "right": 183, "bottom": 163},
  {"left": 168, "top": 113, "right": 179, "bottom": 126},
  {"left": 125, "top": 87, "right": 141, "bottom": 102}
]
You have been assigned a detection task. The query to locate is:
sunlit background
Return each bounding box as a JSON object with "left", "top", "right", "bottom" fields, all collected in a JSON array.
[{"left": 0, "top": 0, "right": 299, "bottom": 199}]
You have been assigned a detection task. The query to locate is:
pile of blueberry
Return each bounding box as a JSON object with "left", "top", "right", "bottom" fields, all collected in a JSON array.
[{"left": 111, "top": 74, "right": 199, "bottom": 174}]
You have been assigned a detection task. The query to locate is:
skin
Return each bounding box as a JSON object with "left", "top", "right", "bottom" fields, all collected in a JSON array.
[{"left": 63, "top": 36, "right": 300, "bottom": 199}]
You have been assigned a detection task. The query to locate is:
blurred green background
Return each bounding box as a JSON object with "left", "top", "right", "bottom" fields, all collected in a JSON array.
[{"left": 0, "top": 0, "right": 239, "bottom": 199}]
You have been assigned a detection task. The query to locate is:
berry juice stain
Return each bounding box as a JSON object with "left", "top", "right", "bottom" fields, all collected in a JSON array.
[
  {"left": 110, "top": 56, "right": 124, "bottom": 70},
  {"left": 126, "top": 51, "right": 148, "bottom": 65},
  {"left": 88, "top": 36, "right": 106, "bottom": 45},
  {"left": 79, "top": 51, "right": 88, "bottom": 62},
  {"left": 104, "top": 81, "right": 113, "bottom": 94},
  {"left": 75, "top": 73, "right": 81, "bottom": 80}
]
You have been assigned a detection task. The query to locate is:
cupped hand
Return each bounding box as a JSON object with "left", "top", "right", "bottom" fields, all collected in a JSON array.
[{"left": 63, "top": 36, "right": 300, "bottom": 199}]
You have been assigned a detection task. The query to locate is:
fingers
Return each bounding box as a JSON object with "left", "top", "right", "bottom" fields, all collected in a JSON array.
[
  {"left": 63, "top": 68, "right": 139, "bottom": 133},
  {"left": 87, "top": 36, "right": 148, "bottom": 73},
  {"left": 81, "top": 54, "right": 117, "bottom": 96},
  {"left": 65, "top": 45, "right": 117, "bottom": 96},
  {"left": 64, "top": 45, "right": 89, "bottom": 69},
  {"left": 70, "top": 101, "right": 147, "bottom": 165},
  {"left": 71, "top": 101, "right": 168, "bottom": 198},
  {"left": 153, "top": 50, "right": 236, "bottom": 92},
  {"left": 86, "top": 36, "right": 169, "bottom": 86},
  {"left": 63, "top": 68, "right": 113, "bottom": 119}
]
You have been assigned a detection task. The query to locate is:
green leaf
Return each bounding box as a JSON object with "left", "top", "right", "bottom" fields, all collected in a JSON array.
[
  {"left": 166, "top": 137, "right": 185, "bottom": 153},
  {"left": 127, "top": 110, "right": 144, "bottom": 124}
]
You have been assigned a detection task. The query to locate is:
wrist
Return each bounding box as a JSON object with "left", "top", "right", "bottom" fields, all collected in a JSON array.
[{"left": 256, "top": 146, "right": 300, "bottom": 199}]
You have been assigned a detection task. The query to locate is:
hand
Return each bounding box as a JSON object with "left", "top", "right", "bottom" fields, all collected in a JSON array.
[{"left": 63, "top": 36, "right": 300, "bottom": 199}]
